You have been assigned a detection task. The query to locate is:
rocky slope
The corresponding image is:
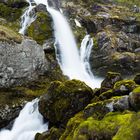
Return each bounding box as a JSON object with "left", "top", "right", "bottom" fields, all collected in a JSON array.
[
  {"left": 0, "top": 0, "right": 65, "bottom": 129},
  {"left": 36, "top": 72, "right": 140, "bottom": 140},
  {"left": 0, "top": 0, "right": 140, "bottom": 140},
  {"left": 60, "top": 0, "right": 140, "bottom": 76}
]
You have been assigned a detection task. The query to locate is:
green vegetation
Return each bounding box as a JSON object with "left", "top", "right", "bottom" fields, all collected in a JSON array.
[
  {"left": 0, "top": 3, "right": 22, "bottom": 21},
  {"left": 0, "top": 25, "right": 22, "bottom": 43},
  {"left": 27, "top": 12, "right": 53, "bottom": 45}
]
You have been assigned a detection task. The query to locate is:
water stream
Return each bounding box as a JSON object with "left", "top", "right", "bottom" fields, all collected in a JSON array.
[
  {"left": 0, "top": 0, "right": 102, "bottom": 139},
  {"left": 0, "top": 99, "right": 48, "bottom": 140}
]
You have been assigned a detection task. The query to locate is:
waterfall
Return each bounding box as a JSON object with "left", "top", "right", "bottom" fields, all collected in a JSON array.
[
  {"left": 19, "top": 0, "right": 36, "bottom": 34},
  {"left": 19, "top": 0, "right": 102, "bottom": 88},
  {"left": 0, "top": 99, "right": 48, "bottom": 140},
  {"left": 80, "top": 35, "right": 95, "bottom": 79},
  {"left": 0, "top": 1, "right": 103, "bottom": 140},
  {"left": 46, "top": 3, "right": 102, "bottom": 88}
]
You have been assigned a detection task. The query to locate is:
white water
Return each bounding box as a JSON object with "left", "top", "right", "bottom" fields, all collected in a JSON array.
[
  {"left": 19, "top": 0, "right": 36, "bottom": 34},
  {"left": 19, "top": 0, "right": 102, "bottom": 88},
  {"left": 47, "top": 6, "right": 102, "bottom": 88},
  {"left": 0, "top": 1, "right": 103, "bottom": 140},
  {"left": 0, "top": 99, "right": 48, "bottom": 140},
  {"left": 80, "top": 35, "right": 95, "bottom": 79}
]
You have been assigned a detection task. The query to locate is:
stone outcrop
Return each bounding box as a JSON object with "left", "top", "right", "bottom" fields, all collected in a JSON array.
[
  {"left": 38, "top": 80, "right": 93, "bottom": 127},
  {"left": 0, "top": 26, "right": 48, "bottom": 88}
]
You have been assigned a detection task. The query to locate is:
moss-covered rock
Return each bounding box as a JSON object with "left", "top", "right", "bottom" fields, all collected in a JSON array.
[
  {"left": 38, "top": 80, "right": 93, "bottom": 127},
  {"left": 61, "top": 111, "right": 140, "bottom": 140},
  {"left": 35, "top": 127, "right": 64, "bottom": 140},
  {"left": 99, "top": 79, "right": 137, "bottom": 100},
  {"left": 27, "top": 12, "right": 53, "bottom": 45},
  {"left": 0, "top": 3, "right": 22, "bottom": 21},
  {"left": 101, "top": 72, "right": 122, "bottom": 92},
  {"left": 129, "top": 86, "right": 140, "bottom": 111},
  {"left": 113, "top": 80, "right": 137, "bottom": 95}
]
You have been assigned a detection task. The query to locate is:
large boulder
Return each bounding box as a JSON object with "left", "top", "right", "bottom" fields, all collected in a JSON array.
[
  {"left": 38, "top": 80, "right": 93, "bottom": 127},
  {"left": 0, "top": 25, "right": 48, "bottom": 88}
]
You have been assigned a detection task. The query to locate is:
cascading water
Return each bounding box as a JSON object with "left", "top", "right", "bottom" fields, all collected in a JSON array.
[
  {"left": 19, "top": 0, "right": 36, "bottom": 34},
  {"left": 0, "top": 1, "right": 102, "bottom": 140},
  {"left": 19, "top": 0, "right": 102, "bottom": 88},
  {"left": 80, "top": 35, "right": 95, "bottom": 79},
  {"left": 0, "top": 99, "right": 48, "bottom": 140},
  {"left": 46, "top": 3, "right": 102, "bottom": 88}
]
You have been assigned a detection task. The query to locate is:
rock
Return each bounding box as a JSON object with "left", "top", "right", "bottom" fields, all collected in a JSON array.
[
  {"left": 0, "top": 2, "right": 23, "bottom": 21},
  {"left": 99, "top": 80, "right": 136, "bottom": 100},
  {"left": 134, "top": 73, "right": 140, "bottom": 85},
  {"left": 35, "top": 127, "right": 63, "bottom": 140},
  {"left": 35, "top": 4, "right": 47, "bottom": 13},
  {"left": 38, "top": 80, "right": 93, "bottom": 127},
  {"left": 0, "top": 0, "right": 28, "bottom": 8},
  {"left": 61, "top": 0, "right": 140, "bottom": 77},
  {"left": 84, "top": 100, "right": 112, "bottom": 120},
  {"left": 113, "top": 96, "right": 130, "bottom": 111},
  {"left": 27, "top": 11, "right": 53, "bottom": 45},
  {"left": 43, "top": 39, "right": 55, "bottom": 54},
  {"left": 101, "top": 72, "right": 122, "bottom": 92},
  {"left": 0, "top": 27, "right": 48, "bottom": 87},
  {"left": 0, "top": 90, "right": 29, "bottom": 129},
  {"left": 61, "top": 111, "right": 140, "bottom": 140},
  {"left": 0, "top": 103, "right": 23, "bottom": 129},
  {"left": 113, "top": 80, "right": 137, "bottom": 95},
  {"left": 48, "top": 0, "right": 60, "bottom": 10},
  {"left": 129, "top": 86, "right": 140, "bottom": 111}
]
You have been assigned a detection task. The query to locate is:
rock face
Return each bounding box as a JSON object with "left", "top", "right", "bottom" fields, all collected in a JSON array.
[
  {"left": 0, "top": 38, "right": 48, "bottom": 88},
  {"left": 38, "top": 80, "right": 93, "bottom": 127},
  {"left": 0, "top": 90, "right": 30, "bottom": 129},
  {"left": 60, "top": 0, "right": 140, "bottom": 77}
]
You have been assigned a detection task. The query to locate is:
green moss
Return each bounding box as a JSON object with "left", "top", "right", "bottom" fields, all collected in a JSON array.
[
  {"left": 27, "top": 12, "right": 53, "bottom": 45},
  {"left": 113, "top": 112, "right": 140, "bottom": 140},
  {"left": 93, "top": 37, "right": 98, "bottom": 48},
  {"left": 0, "top": 3, "right": 22, "bottom": 21},
  {"left": 38, "top": 80, "right": 93, "bottom": 127},
  {"left": 35, "top": 127, "right": 63, "bottom": 140},
  {"left": 60, "top": 112, "right": 85, "bottom": 140},
  {"left": 133, "top": 86, "right": 140, "bottom": 93},
  {"left": 99, "top": 89, "right": 114, "bottom": 100},
  {"left": 0, "top": 25, "right": 22, "bottom": 43},
  {"left": 61, "top": 111, "right": 139, "bottom": 140},
  {"left": 114, "top": 80, "right": 136, "bottom": 93}
]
